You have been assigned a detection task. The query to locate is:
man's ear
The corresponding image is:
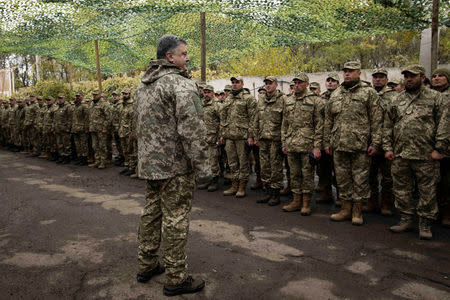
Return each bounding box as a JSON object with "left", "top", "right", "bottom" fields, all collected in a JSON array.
[{"left": 166, "top": 51, "right": 173, "bottom": 63}]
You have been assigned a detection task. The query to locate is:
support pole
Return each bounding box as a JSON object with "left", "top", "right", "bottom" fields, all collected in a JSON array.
[
  {"left": 94, "top": 40, "right": 102, "bottom": 93},
  {"left": 431, "top": 0, "right": 439, "bottom": 73},
  {"left": 200, "top": 12, "right": 206, "bottom": 82}
]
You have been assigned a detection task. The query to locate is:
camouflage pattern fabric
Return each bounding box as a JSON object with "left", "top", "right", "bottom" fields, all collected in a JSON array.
[
  {"left": 225, "top": 139, "right": 249, "bottom": 181},
  {"left": 111, "top": 100, "right": 123, "bottom": 157},
  {"left": 72, "top": 102, "right": 90, "bottom": 157},
  {"left": 202, "top": 97, "right": 220, "bottom": 177},
  {"left": 42, "top": 104, "right": 57, "bottom": 153},
  {"left": 1, "top": 106, "right": 10, "bottom": 145},
  {"left": 288, "top": 152, "right": 314, "bottom": 194},
  {"left": 23, "top": 101, "right": 39, "bottom": 151},
  {"left": 56, "top": 132, "right": 72, "bottom": 156},
  {"left": 138, "top": 172, "right": 194, "bottom": 286},
  {"left": 54, "top": 102, "right": 73, "bottom": 156},
  {"left": 8, "top": 105, "right": 19, "bottom": 146},
  {"left": 259, "top": 140, "right": 284, "bottom": 189},
  {"left": 437, "top": 87, "right": 449, "bottom": 207},
  {"left": 89, "top": 99, "right": 111, "bottom": 164},
  {"left": 118, "top": 98, "right": 135, "bottom": 169},
  {"left": 91, "top": 132, "right": 109, "bottom": 165},
  {"left": 16, "top": 105, "right": 25, "bottom": 146},
  {"left": 134, "top": 59, "right": 210, "bottom": 180}
]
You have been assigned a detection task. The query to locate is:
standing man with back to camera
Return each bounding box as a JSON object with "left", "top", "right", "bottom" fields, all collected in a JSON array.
[{"left": 134, "top": 34, "right": 211, "bottom": 297}]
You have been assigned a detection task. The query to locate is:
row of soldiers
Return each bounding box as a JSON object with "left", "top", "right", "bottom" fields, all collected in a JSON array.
[
  {"left": 197, "top": 62, "right": 449, "bottom": 240},
  {"left": 0, "top": 89, "right": 138, "bottom": 176}
]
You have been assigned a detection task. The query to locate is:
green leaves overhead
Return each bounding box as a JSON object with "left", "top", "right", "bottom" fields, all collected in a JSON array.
[{"left": 0, "top": 0, "right": 446, "bottom": 74}]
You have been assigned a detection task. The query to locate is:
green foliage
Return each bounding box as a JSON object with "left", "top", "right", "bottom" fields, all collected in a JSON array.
[{"left": 31, "top": 80, "right": 73, "bottom": 100}]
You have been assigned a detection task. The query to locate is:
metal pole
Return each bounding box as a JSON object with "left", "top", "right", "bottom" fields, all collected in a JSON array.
[
  {"left": 431, "top": 0, "right": 439, "bottom": 73},
  {"left": 94, "top": 40, "right": 102, "bottom": 93},
  {"left": 200, "top": 12, "right": 206, "bottom": 82}
]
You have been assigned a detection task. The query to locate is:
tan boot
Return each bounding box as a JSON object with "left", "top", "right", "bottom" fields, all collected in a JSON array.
[
  {"left": 352, "top": 202, "right": 364, "bottom": 225},
  {"left": 235, "top": 180, "right": 248, "bottom": 198},
  {"left": 380, "top": 192, "right": 394, "bottom": 216},
  {"left": 362, "top": 195, "right": 379, "bottom": 213},
  {"left": 280, "top": 185, "right": 292, "bottom": 196},
  {"left": 97, "top": 163, "right": 106, "bottom": 169},
  {"left": 39, "top": 152, "right": 50, "bottom": 159},
  {"left": 419, "top": 217, "right": 432, "bottom": 240},
  {"left": 330, "top": 201, "right": 352, "bottom": 221},
  {"left": 88, "top": 162, "right": 99, "bottom": 168},
  {"left": 442, "top": 204, "right": 450, "bottom": 227},
  {"left": 390, "top": 214, "right": 413, "bottom": 233},
  {"left": 223, "top": 180, "right": 239, "bottom": 196},
  {"left": 301, "top": 193, "right": 312, "bottom": 216},
  {"left": 282, "top": 193, "right": 302, "bottom": 212},
  {"left": 315, "top": 186, "right": 333, "bottom": 203},
  {"left": 250, "top": 174, "right": 263, "bottom": 190}
]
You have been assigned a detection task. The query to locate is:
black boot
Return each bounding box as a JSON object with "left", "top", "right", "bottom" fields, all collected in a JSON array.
[
  {"left": 163, "top": 276, "right": 205, "bottom": 297},
  {"left": 256, "top": 187, "right": 272, "bottom": 204},
  {"left": 56, "top": 154, "right": 64, "bottom": 164},
  {"left": 79, "top": 156, "right": 88, "bottom": 166},
  {"left": 49, "top": 152, "right": 58, "bottom": 161},
  {"left": 207, "top": 177, "right": 219, "bottom": 192},
  {"left": 119, "top": 168, "right": 129, "bottom": 175},
  {"left": 62, "top": 156, "right": 71, "bottom": 164},
  {"left": 268, "top": 189, "right": 281, "bottom": 206}
]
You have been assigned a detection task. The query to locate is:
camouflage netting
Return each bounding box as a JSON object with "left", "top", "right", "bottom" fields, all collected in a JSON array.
[{"left": 0, "top": 0, "right": 448, "bottom": 75}]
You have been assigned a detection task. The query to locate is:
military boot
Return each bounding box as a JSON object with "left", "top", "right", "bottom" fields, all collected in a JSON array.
[
  {"left": 97, "top": 162, "right": 106, "bottom": 169},
  {"left": 79, "top": 156, "right": 88, "bottom": 166},
  {"left": 88, "top": 162, "right": 99, "bottom": 168},
  {"left": 282, "top": 193, "right": 302, "bottom": 212},
  {"left": 301, "top": 193, "right": 312, "bottom": 216},
  {"left": 442, "top": 204, "right": 450, "bottom": 227},
  {"left": 207, "top": 177, "right": 219, "bottom": 192},
  {"left": 163, "top": 275, "right": 205, "bottom": 297},
  {"left": 268, "top": 189, "right": 280, "bottom": 206},
  {"left": 390, "top": 214, "right": 413, "bottom": 233},
  {"left": 119, "top": 168, "right": 129, "bottom": 175},
  {"left": 235, "top": 180, "right": 248, "bottom": 198},
  {"left": 380, "top": 192, "right": 394, "bottom": 216},
  {"left": 39, "top": 152, "right": 50, "bottom": 159},
  {"left": 197, "top": 181, "right": 210, "bottom": 190},
  {"left": 280, "top": 184, "right": 292, "bottom": 196},
  {"left": 351, "top": 202, "right": 364, "bottom": 226},
  {"left": 56, "top": 155, "right": 64, "bottom": 164},
  {"left": 62, "top": 156, "right": 71, "bottom": 164},
  {"left": 223, "top": 180, "right": 239, "bottom": 196},
  {"left": 362, "top": 195, "right": 379, "bottom": 213},
  {"left": 49, "top": 152, "right": 58, "bottom": 161},
  {"left": 330, "top": 201, "right": 352, "bottom": 222},
  {"left": 250, "top": 174, "right": 263, "bottom": 190},
  {"left": 256, "top": 186, "right": 272, "bottom": 204},
  {"left": 315, "top": 185, "right": 333, "bottom": 203},
  {"left": 419, "top": 217, "right": 432, "bottom": 240}
]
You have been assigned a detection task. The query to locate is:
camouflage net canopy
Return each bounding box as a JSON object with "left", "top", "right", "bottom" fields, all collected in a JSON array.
[{"left": 0, "top": 0, "right": 448, "bottom": 75}]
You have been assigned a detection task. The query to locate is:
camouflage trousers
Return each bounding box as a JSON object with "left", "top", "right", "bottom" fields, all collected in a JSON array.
[
  {"left": 23, "top": 125, "right": 34, "bottom": 149},
  {"left": 287, "top": 152, "right": 314, "bottom": 194},
  {"left": 91, "top": 132, "right": 109, "bottom": 165},
  {"left": 113, "top": 131, "right": 123, "bottom": 157},
  {"left": 438, "top": 157, "right": 450, "bottom": 207},
  {"left": 1, "top": 127, "right": 10, "bottom": 145},
  {"left": 106, "top": 134, "right": 112, "bottom": 161},
  {"left": 43, "top": 131, "right": 57, "bottom": 153},
  {"left": 73, "top": 132, "right": 89, "bottom": 157},
  {"left": 225, "top": 139, "right": 249, "bottom": 181},
  {"left": 369, "top": 154, "right": 393, "bottom": 197},
  {"left": 392, "top": 158, "right": 439, "bottom": 220},
  {"left": 56, "top": 132, "right": 72, "bottom": 156},
  {"left": 138, "top": 172, "right": 194, "bottom": 286},
  {"left": 259, "top": 140, "right": 283, "bottom": 189},
  {"left": 247, "top": 145, "right": 261, "bottom": 175},
  {"left": 21, "top": 128, "right": 29, "bottom": 148},
  {"left": 333, "top": 151, "right": 370, "bottom": 203},
  {"left": 207, "top": 144, "right": 220, "bottom": 177},
  {"left": 10, "top": 126, "right": 19, "bottom": 146},
  {"left": 120, "top": 136, "right": 137, "bottom": 169},
  {"left": 32, "top": 127, "right": 42, "bottom": 154}
]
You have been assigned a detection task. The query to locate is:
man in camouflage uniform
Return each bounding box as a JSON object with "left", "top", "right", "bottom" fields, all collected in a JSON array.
[
  {"left": 1, "top": 100, "right": 10, "bottom": 149},
  {"left": 363, "top": 68, "right": 397, "bottom": 215},
  {"left": 71, "top": 92, "right": 90, "bottom": 165},
  {"left": 197, "top": 85, "right": 221, "bottom": 191},
  {"left": 431, "top": 67, "right": 450, "bottom": 227},
  {"left": 220, "top": 76, "right": 257, "bottom": 198},
  {"left": 224, "top": 84, "right": 231, "bottom": 99},
  {"left": 88, "top": 90, "right": 111, "bottom": 169},
  {"left": 23, "top": 94, "right": 39, "bottom": 155},
  {"left": 134, "top": 35, "right": 210, "bottom": 296},
  {"left": 384, "top": 65, "right": 446, "bottom": 239},
  {"left": 251, "top": 76, "right": 286, "bottom": 206},
  {"left": 54, "top": 94, "right": 73, "bottom": 164},
  {"left": 8, "top": 98, "right": 19, "bottom": 152},
  {"left": 15, "top": 98, "right": 26, "bottom": 151},
  {"left": 118, "top": 89, "right": 137, "bottom": 176},
  {"left": 316, "top": 72, "right": 340, "bottom": 204},
  {"left": 111, "top": 91, "right": 124, "bottom": 166},
  {"left": 309, "top": 82, "right": 321, "bottom": 96},
  {"left": 281, "top": 73, "right": 324, "bottom": 215},
  {"left": 35, "top": 96, "right": 46, "bottom": 157},
  {"left": 324, "top": 61, "right": 383, "bottom": 226},
  {"left": 41, "top": 96, "right": 58, "bottom": 160}
]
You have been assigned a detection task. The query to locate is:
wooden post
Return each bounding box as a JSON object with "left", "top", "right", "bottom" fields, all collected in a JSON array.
[
  {"left": 431, "top": 0, "right": 439, "bottom": 73},
  {"left": 200, "top": 12, "right": 206, "bottom": 82},
  {"left": 94, "top": 40, "right": 102, "bottom": 93}
]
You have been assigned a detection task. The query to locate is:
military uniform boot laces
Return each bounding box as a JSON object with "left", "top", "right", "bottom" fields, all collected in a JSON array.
[
  {"left": 163, "top": 276, "right": 205, "bottom": 297},
  {"left": 390, "top": 214, "right": 413, "bottom": 233},
  {"left": 419, "top": 217, "right": 432, "bottom": 240}
]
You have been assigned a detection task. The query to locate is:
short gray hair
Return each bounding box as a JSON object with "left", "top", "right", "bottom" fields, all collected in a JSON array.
[{"left": 157, "top": 34, "right": 187, "bottom": 59}]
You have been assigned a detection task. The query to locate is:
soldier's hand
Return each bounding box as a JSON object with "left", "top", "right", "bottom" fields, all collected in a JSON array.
[
  {"left": 282, "top": 146, "right": 287, "bottom": 155},
  {"left": 218, "top": 137, "right": 224, "bottom": 145},
  {"left": 385, "top": 151, "right": 395, "bottom": 161},
  {"left": 312, "top": 148, "right": 321, "bottom": 160},
  {"left": 325, "top": 146, "right": 332, "bottom": 156},
  {"left": 367, "top": 146, "right": 378, "bottom": 156},
  {"left": 247, "top": 137, "right": 254, "bottom": 146},
  {"left": 430, "top": 150, "right": 444, "bottom": 161}
]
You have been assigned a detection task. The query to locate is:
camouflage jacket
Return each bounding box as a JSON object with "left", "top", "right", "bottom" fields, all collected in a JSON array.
[
  {"left": 220, "top": 89, "right": 257, "bottom": 140},
  {"left": 8, "top": 105, "right": 17, "bottom": 126},
  {"left": 43, "top": 104, "right": 57, "bottom": 133},
  {"left": 89, "top": 99, "right": 111, "bottom": 132},
  {"left": 1, "top": 107, "right": 10, "bottom": 127},
  {"left": 53, "top": 102, "right": 73, "bottom": 133},
  {"left": 202, "top": 97, "right": 220, "bottom": 144},
  {"left": 324, "top": 81, "right": 382, "bottom": 152},
  {"left": 35, "top": 105, "right": 46, "bottom": 130},
  {"left": 15, "top": 106, "right": 26, "bottom": 131},
  {"left": 23, "top": 102, "right": 39, "bottom": 127},
  {"left": 282, "top": 90, "right": 324, "bottom": 152},
  {"left": 71, "top": 103, "right": 90, "bottom": 133},
  {"left": 436, "top": 87, "right": 449, "bottom": 155},
  {"left": 377, "top": 86, "right": 397, "bottom": 112},
  {"left": 134, "top": 59, "right": 211, "bottom": 180},
  {"left": 111, "top": 100, "right": 123, "bottom": 132},
  {"left": 118, "top": 99, "right": 134, "bottom": 138},
  {"left": 321, "top": 89, "right": 335, "bottom": 101},
  {"left": 251, "top": 90, "right": 285, "bottom": 141},
  {"left": 383, "top": 85, "right": 446, "bottom": 160}
]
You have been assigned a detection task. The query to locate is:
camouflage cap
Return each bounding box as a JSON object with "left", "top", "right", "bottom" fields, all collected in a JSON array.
[
  {"left": 9, "top": 97, "right": 16, "bottom": 101},
  {"left": 29, "top": 93, "right": 35, "bottom": 97},
  {"left": 326, "top": 72, "right": 340, "bottom": 82},
  {"left": 263, "top": 75, "right": 278, "bottom": 83},
  {"left": 372, "top": 68, "right": 388, "bottom": 76},
  {"left": 36, "top": 96, "right": 43, "bottom": 100},
  {"left": 432, "top": 67, "right": 450, "bottom": 81},
  {"left": 111, "top": 91, "right": 119, "bottom": 95},
  {"left": 92, "top": 89, "right": 100, "bottom": 95},
  {"left": 17, "top": 98, "right": 24, "bottom": 102},
  {"left": 2, "top": 99, "right": 8, "bottom": 104},
  {"left": 230, "top": 76, "right": 244, "bottom": 83},
  {"left": 45, "top": 96, "right": 54, "bottom": 100},
  {"left": 75, "top": 91, "right": 83, "bottom": 96},
  {"left": 343, "top": 61, "right": 361, "bottom": 70},
  {"left": 292, "top": 72, "right": 309, "bottom": 82},
  {"left": 401, "top": 64, "right": 426, "bottom": 75},
  {"left": 258, "top": 86, "right": 266, "bottom": 92},
  {"left": 57, "top": 93, "right": 65, "bottom": 98},
  {"left": 203, "top": 85, "right": 214, "bottom": 92},
  {"left": 122, "top": 88, "right": 131, "bottom": 94},
  {"left": 309, "top": 82, "right": 320, "bottom": 89},
  {"left": 224, "top": 84, "right": 232, "bottom": 91},
  {"left": 289, "top": 81, "right": 295, "bottom": 87},
  {"left": 388, "top": 77, "right": 404, "bottom": 85},
  {"left": 197, "top": 81, "right": 206, "bottom": 89}
]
